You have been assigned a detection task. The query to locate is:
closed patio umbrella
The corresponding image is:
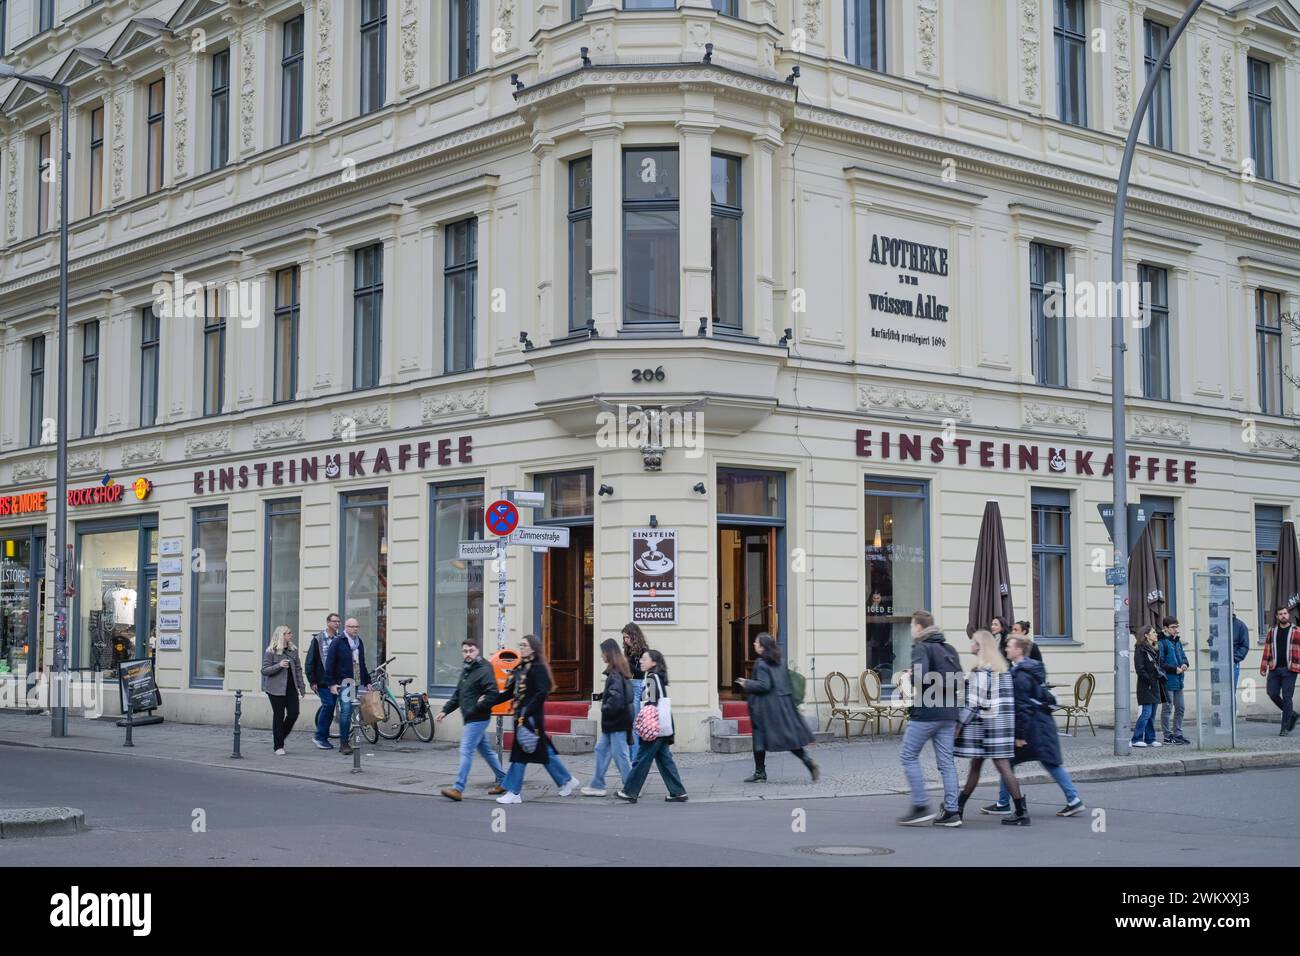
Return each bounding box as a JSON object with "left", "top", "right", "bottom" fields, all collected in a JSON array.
[
  {"left": 1127, "top": 525, "right": 1165, "bottom": 636},
  {"left": 967, "top": 500, "right": 1014, "bottom": 637},
  {"left": 1273, "top": 520, "right": 1300, "bottom": 616}
]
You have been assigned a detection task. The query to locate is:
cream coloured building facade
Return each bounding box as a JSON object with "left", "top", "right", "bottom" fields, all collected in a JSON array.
[{"left": 1, "top": 0, "right": 1299, "bottom": 747}]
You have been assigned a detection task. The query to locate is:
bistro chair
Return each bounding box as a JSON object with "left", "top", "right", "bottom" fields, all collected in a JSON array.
[
  {"left": 823, "top": 671, "right": 870, "bottom": 738},
  {"left": 1058, "top": 672, "right": 1097, "bottom": 737},
  {"left": 859, "top": 668, "right": 909, "bottom": 735}
]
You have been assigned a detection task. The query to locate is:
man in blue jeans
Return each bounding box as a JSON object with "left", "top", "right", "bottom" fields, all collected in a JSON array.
[
  {"left": 438, "top": 640, "right": 506, "bottom": 800},
  {"left": 897, "top": 611, "right": 963, "bottom": 827},
  {"left": 1231, "top": 608, "right": 1251, "bottom": 709},
  {"left": 326, "top": 618, "right": 371, "bottom": 756},
  {"left": 304, "top": 613, "right": 341, "bottom": 749}
]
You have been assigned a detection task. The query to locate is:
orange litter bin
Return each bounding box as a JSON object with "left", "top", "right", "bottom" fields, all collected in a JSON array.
[{"left": 488, "top": 649, "right": 519, "bottom": 716}]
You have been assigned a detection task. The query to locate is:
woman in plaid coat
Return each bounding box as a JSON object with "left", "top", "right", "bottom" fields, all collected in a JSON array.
[{"left": 955, "top": 629, "right": 1029, "bottom": 825}]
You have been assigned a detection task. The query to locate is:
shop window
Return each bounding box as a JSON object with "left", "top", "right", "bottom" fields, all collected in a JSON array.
[
  {"left": 192, "top": 507, "right": 228, "bottom": 685},
  {"left": 77, "top": 522, "right": 155, "bottom": 673},
  {"left": 623, "top": 148, "right": 680, "bottom": 326},
  {"left": 568, "top": 157, "right": 592, "bottom": 333},
  {"left": 864, "top": 478, "right": 928, "bottom": 684},
  {"left": 718, "top": 467, "right": 781, "bottom": 518},
  {"left": 274, "top": 266, "right": 300, "bottom": 403},
  {"left": 710, "top": 154, "right": 742, "bottom": 331},
  {"left": 140, "top": 306, "right": 160, "bottom": 427},
  {"left": 354, "top": 244, "right": 383, "bottom": 388},
  {"left": 429, "top": 481, "right": 484, "bottom": 690},
  {"left": 845, "top": 0, "right": 886, "bottom": 72},
  {"left": 1248, "top": 57, "right": 1274, "bottom": 181},
  {"left": 360, "top": 0, "right": 387, "bottom": 114},
  {"left": 1143, "top": 19, "right": 1173, "bottom": 149},
  {"left": 1030, "top": 242, "right": 1067, "bottom": 387},
  {"left": 211, "top": 48, "right": 230, "bottom": 170},
  {"left": 262, "top": 499, "right": 301, "bottom": 657},
  {"left": 341, "top": 491, "right": 388, "bottom": 665},
  {"left": 1139, "top": 264, "right": 1170, "bottom": 400},
  {"left": 1256, "top": 504, "right": 1284, "bottom": 641},
  {"left": 1, "top": 533, "right": 44, "bottom": 679},
  {"left": 444, "top": 218, "right": 477, "bottom": 373},
  {"left": 1031, "top": 488, "right": 1072, "bottom": 641},
  {"left": 281, "top": 15, "right": 305, "bottom": 143}
]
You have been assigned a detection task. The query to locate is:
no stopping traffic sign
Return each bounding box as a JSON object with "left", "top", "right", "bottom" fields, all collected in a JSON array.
[{"left": 486, "top": 500, "right": 520, "bottom": 537}]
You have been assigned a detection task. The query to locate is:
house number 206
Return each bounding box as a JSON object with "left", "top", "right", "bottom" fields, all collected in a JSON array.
[{"left": 632, "top": 366, "right": 665, "bottom": 382}]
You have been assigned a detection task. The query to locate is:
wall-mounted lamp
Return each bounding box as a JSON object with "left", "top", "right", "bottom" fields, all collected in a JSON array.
[
  {"left": 510, "top": 73, "right": 525, "bottom": 92},
  {"left": 649, "top": 515, "right": 658, "bottom": 529},
  {"left": 778, "top": 327, "right": 793, "bottom": 347},
  {"left": 697, "top": 316, "right": 709, "bottom": 337},
  {"left": 703, "top": 43, "right": 714, "bottom": 64},
  {"left": 580, "top": 47, "right": 592, "bottom": 68},
  {"left": 519, "top": 331, "right": 535, "bottom": 351},
  {"left": 598, "top": 484, "right": 614, "bottom": 497},
  {"left": 692, "top": 482, "right": 706, "bottom": 495},
  {"left": 785, "top": 65, "right": 801, "bottom": 85},
  {"left": 585, "top": 317, "right": 599, "bottom": 338}
]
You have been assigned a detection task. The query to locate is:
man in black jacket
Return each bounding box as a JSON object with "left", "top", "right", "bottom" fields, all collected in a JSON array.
[
  {"left": 305, "top": 613, "right": 341, "bottom": 749},
  {"left": 897, "top": 610, "right": 964, "bottom": 827},
  {"left": 438, "top": 640, "right": 507, "bottom": 800}
]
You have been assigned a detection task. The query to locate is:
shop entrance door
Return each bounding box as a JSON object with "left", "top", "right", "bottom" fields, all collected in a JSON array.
[
  {"left": 539, "top": 525, "right": 594, "bottom": 699},
  {"left": 718, "top": 526, "right": 777, "bottom": 697}
]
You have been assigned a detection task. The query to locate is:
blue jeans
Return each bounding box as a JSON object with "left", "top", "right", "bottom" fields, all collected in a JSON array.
[
  {"left": 314, "top": 686, "right": 337, "bottom": 743},
  {"left": 628, "top": 680, "right": 645, "bottom": 764},
  {"left": 590, "top": 731, "right": 631, "bottom": 790},
  {"left": 898, "top": 719, "right": 958, "bottom": 812},
  {"left": 622, "top": 736, "right": 686, "bottom": 798},
  {"left": 1131, "top": 703, "right": 1157, "bottom": 744},
  {"left": 455, "top": 719, "right": 505, "bottom": 792},
  {"left": 337, "top": 688, "right": 355, "bottom": 745},
  {"left": 998, "top": 762, "right": 1079, "bottom": 806},
  {"left": 502, "top": 744, "right": 574, "bottom": 795}
]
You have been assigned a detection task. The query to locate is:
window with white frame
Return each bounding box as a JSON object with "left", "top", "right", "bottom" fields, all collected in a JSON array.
[
  {"left": 1139, "top": 264, "right": 1170, "bottom": 400},
  {"left": 211, "top": 48, "right": 230, "bottom": 170},
  {"left": 1257, "top": 289, "right": 1284, "bottom": 416},
  {"left": 1248, "top": 57, "right": 1274, "bottom": 181},
  {"left": 845, "top": 0, "right": 886, "bottom": 71},
  {"left": 1054, "top": 0, "right": 1087, "bottom": 126},
  {"left": 281, "top": 15, "right": 305, "bottom": 143},
  {"left": 360, "top": 0, "right": 386, "bottom": 114}
]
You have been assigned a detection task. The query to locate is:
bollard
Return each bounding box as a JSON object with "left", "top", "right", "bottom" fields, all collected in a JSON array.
[
  {"left": 123, "top": 701, "right": 134, "bottom": 748},
  {"left": 231, "top": 690, "right": 243, "bottom": 759},
  {"left": 350, "top": 713, "right": 362, "bottom": 774}
]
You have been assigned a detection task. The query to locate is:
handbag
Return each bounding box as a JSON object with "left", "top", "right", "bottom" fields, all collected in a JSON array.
[
  {"left": 358, "top": 688, "right": 384, "bottom": 726},
  {"left": 654, "top": 675, "right": 673, "bottom": 737},
  {"left": 634, "top": 695, "right": 660, "bottom": 741},
  {"left": 515, "top": 720, "right": 540, "bottom": 754}
]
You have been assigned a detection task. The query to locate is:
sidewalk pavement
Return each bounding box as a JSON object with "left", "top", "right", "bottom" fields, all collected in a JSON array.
[{"left": 0, "top": 710, "right": 1295, "bottom": 805}]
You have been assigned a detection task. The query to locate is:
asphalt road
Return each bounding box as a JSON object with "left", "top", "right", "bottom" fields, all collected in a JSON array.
[{"left": 0, "top": 745, "right": 1295, "bottom": 866}]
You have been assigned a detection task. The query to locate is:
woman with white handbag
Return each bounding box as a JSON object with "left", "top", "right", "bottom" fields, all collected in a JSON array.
[{"left": 616, "top": 649, "right": 688, "bottom": 803}]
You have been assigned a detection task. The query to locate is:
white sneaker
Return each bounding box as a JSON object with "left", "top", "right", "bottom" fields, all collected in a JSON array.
[
  {"left": 1131, "top": 741, "right": 1148, "bottom": 748},
  {"left": 558, "top": 776, "right": 580, "bottom": 797},
  {"left": 274, "top": 748, "right": 286, "bottom": 756},
  {"left": 1151, "top": 740, "right": 1163, "bottom": 747},
  {"left": 495, "top": 792, "right": 522, "bottom": 804},
  {"left": 581, "top": 787, "right": 607, "bottom": 797}
]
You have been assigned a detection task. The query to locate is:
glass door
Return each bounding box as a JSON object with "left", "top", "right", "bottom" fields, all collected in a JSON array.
[{"left": 718, "top": 526, "right": 777, "bottom": 695}]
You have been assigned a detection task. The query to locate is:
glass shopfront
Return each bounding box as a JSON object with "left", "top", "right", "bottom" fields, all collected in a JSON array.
[
  {"left": 341, "top": 490, "right": 388, "bottom": 666},
  {"left": 429, "top": 481, "right": 484, "bottom": 692},
  {"left": 864, "top": 478, "right": 930, "bottom": 685},
  {"left": 75, "top": 516, "right": 158, "bottom": 673},
  {"left": 1, "top": 529, "right": 45, "bottom": 679}
]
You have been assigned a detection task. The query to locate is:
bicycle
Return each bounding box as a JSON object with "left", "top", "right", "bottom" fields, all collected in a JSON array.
[{"left": 361, "top": 658, "right": 436, "bottom": 744}]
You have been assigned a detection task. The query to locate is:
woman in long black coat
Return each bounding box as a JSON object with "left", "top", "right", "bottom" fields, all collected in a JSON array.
[
  {"left": 481, "top": 634, "right": 581, "bottom": 803},
  {"left": 1130, "top": 625, "right": 1168, "bottom": 748},
  {"left": 735, "top": 633, "right": 818, "bottom": 783}
]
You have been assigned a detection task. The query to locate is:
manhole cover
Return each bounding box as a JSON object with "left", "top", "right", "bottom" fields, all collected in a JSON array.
[{"left": 795, "top": 845, "right": 894, "bottom": 857}]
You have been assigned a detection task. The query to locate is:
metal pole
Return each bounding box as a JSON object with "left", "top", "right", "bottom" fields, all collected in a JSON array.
[
  {"left": 1111, "top": 0, "right": 1205, "bottom": 757},
  {"left": 51, "top": 83, "right": 71, "bottom": 739},
  {"left": 124, "top": 696, "right": 134, "bottom": 748},
  {"left": 231, "top": 690, "right": 243, "bottom": 758},
  {"left": 495, "top": 536, "right": 507, "bottom": 762}
]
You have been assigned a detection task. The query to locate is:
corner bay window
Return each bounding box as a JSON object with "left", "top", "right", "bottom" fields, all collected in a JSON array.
[
  {"left": 623, "top": 148, "right": 680, "bottom": 326},
  {"left": 863, "top": 478, "right": 929, "bottom": 685}
]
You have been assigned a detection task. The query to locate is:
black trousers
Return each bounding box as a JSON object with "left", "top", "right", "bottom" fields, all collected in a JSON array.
[
  {"left": 268, "top": 689, "right": 300, "bottom": 750},
  {"left": 1266, "top": 669, "right": 1297, "bottom": 727},
  {"left": 755, "top": 748, "right": 808, "bottom": 772}
]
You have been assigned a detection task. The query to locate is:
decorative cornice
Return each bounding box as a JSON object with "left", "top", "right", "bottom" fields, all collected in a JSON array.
[
  {"left": 332, "top": 403, "right": 390, "bottom": 438},
  {"left": 11, "top": 457, "right": 49, "bottom": 483},
  {"left": 1131, "top": 414, "right": 1190, "bottom": 443},
  {"left": 121, "top": 438, "right": 165, "bottom": 466},
  {"left": 68, "top": 448, "right": 103, "bottom": 474},
  {"left": 185, "top": 426, "right": 233, "bottom": 457},
  {"left": 421, "top": 388, "right": 488, "bottom": 424},
  {"left": 252, "top": 416, "right": 306, "bottom": 448},
  {"left": 1023, "top": 402, "right": 1089, "bottom": 434},
  {"left": 858, "top": 385, "right": 972, "bottom": 421}
]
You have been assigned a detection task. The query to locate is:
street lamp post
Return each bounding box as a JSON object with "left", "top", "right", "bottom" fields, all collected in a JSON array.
[
  {"left": 1109, "top": 0, "right": 1205, "bottom": 757},
  {"left": 0, "top": 66, "right": 72, "bottom": 737}
]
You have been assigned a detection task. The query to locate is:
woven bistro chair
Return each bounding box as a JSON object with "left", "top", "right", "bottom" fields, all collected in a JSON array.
[
  {"left": 859, "top": 668, "right": 908, "bottom": 735},
  {"left": 1058, "top": 672, "right": 1097, "bottom": 736},
  {"left": 823, "top": 671, "right": 870, "bottom": 737}
]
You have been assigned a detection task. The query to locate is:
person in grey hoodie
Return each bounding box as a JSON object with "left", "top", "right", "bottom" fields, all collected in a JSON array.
[{"left": 897, "top": 610, "right": 965, "bottom": 827}]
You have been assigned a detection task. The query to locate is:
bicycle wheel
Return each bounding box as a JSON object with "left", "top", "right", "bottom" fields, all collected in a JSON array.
[
  {"left": 375, "top": 697, "right": 403, "bottom": 740},
  {"left": 411, "top": 707, "right": 435, "bottom": 743}
]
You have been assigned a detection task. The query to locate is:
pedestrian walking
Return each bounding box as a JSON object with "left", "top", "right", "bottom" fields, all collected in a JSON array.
[
  {"left": 896, "top": 610, "right": 964, "bottom": 827},
  {"left": 622, "top": 623, "right": 649, "bottom": 765},
  {"left": 262, "top": 625, "right": 306, "bottom": 755},
  {"left": 1131, "top": 625, "right": 1166, "bottom": 748},
  {"left": 325, "top": 617, "right": 372, "bottom": 756},
  {"left": 304, "top": 612, "right": 341, "bottom": 750},
  {"left": 582, "top": 639, "right": 635, "bottom": 796},
  {"left": 1158, "top": 617, "right": 1190, "bottom": 744},
  {"left": 992, "top": 616, "right": 1042, "bottom": 664},
  {"left": 481, "top": 634, "right": 581, "bottom": 803},
  {"left": 1231, "top": 606, "right": 1250, "bottom": 697},
  {"left": 1261, "top": 605, "right": 1300, "bottom": 736},
  {"left": 983, "top": 635, "right": 1085, "bottom": 817},
  {"left": 736, "top": 632, "right": 818, "bottom": 783},
  {"left": 437, "top": 639, "right": 507, "bottom": 801},
  {"left": 616, "top": 649, "right": 688, "bottom": 803},
  {"left": 954, "top": 629, "right": 1029, "bottom": 826}
]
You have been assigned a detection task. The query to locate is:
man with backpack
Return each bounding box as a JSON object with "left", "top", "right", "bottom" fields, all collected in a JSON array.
[
  {"left": 897, "top": 610, "right": 964, "bottom": 827},
  {"left": 1158, "top": 617, "right": 1190, "bottom": 745}
]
